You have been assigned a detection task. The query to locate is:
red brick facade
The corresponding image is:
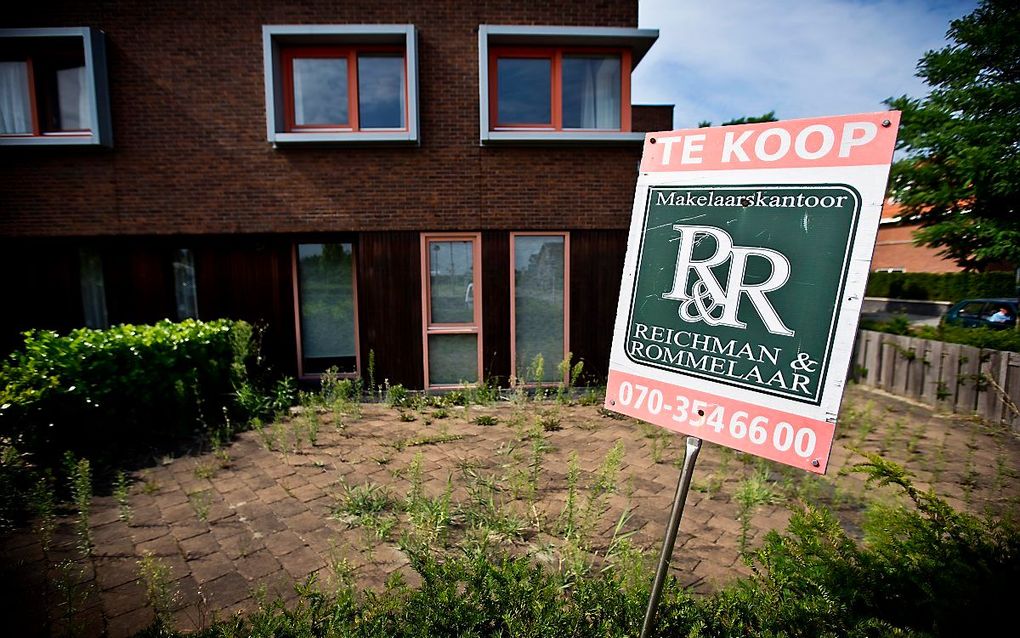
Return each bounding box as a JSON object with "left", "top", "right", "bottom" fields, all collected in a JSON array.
[{"left": 1, "top": 1, "right": 668, "bottom": 237}]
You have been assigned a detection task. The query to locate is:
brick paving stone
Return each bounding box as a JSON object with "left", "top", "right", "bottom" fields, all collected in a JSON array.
[
  {"left": 169, "top": 522, "right": 210, "bottom": 543},
  {"left": 290, "top": 482, "right": 325, "bottom": 503},
  {"left": 128, "top": 506, "right": 163, "bottom": 527},
  {"left": 96, "top": 557, "right": 144, "bottom": 591},
  {"left": 284, "top": 511, "right": 324, "bottom": 534},
  {"left": 159, "top": 501, "right": 196, "bottom": 522},
  {"left": 129, "top": 524, "right": 171, "bottom": 544},
  {"left": 218, "top": 531, "right": 265, "bottom": 561},
  {"left": 136, "top": 533, "right": 180, "bottom": 557},
  {"left": 107, "top": 603, "right": 155, "bottom": 638},
  {"left": 203, "top": 572, "right": 252, "bottom": 611},
  {"left": 270, "top": 496, "right": 308, "bottom": 518},
  {"left": 254, "top": 485, "right": 289, "bottom": 504},
  {"left": 248, "top": 512, "right": 288, "bottom": 534},
  {"left": 263, "top": 530, "right": 306, "bottom": 557},
  {"left": 179, "top": 532, "right": 220, "bottom": 560},
  {"left": 281, "top": 544, "right": 327, "bottom": 580},
  {"left": 236, "top": 550, "right": 283, "bottom": 581},
  {"left": 190, "top": 555, "right": 234, "bottom": 584},
  {"left": 102, "top": 579, "right": 147, "bottom": 618}
]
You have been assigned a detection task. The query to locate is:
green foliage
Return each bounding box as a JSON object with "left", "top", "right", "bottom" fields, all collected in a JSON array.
[
  {"left": 865, "top": 270, "right": 1015, "bottom": 300},
  {"left": 862, "top": 321, "right": 1020, "bottom": 352},
  {"left": 0, "top": 319, "right": 256, "bottom": 463},
  {"left": 137, "top": 552, "right": 180, "bottom": 631},
  {"left": 386, "top": 383, "right": 410, "bottom": 408},
  {"left": 886, "top": 0, "right": 1020, "bottom": 270},
  {"left": 699, "top": 110, "right": 778, "bottom": 128}
]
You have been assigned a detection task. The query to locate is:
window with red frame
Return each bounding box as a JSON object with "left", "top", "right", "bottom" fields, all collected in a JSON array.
[
  {"left": 0, "top": 38, "right": 91, "bottom": 136},
  {"left": 489, "top": 47, "right": 631, "bottom": 131},
  {"left": 282, "top": 46, "right": 407, "bottom": 132}
]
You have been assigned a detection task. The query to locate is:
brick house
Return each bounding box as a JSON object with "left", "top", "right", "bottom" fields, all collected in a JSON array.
[
  {"left": 871, "top": 201, "right": 962, "bottom": 273},
  {"left": 0, "top": 1, "right": 672, "bottom": 389}
]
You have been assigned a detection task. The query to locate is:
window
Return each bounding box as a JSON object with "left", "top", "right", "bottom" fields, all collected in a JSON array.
[
  {"left": 293, "top": 243, "right": 359, "bottom": 378},
  {"left": 421, "top": 234, "right": 482, "bottom": 387},
  {"left": 0, "top": 28, "right": 112, "bottom": 146},
  {"left": 263, "top": 25, "right": 419, "bottom": 145},
  {"left": 79, "top": 248, "right": 108, "bottom": 329},
  {"left": 282, "top": 46, "right": 406, "bottom": 132},
  {"left": 490, "top": 47, "right": 625, "bottom": 131},
  {"left": 511, "top": 233, "right": 569, "bottom": 384},
  {"left": 478, "top": 25, "right": 657, "bottom": 144},
  {"left": 173, "top": 249, "right": 199, "bottom": 320}
]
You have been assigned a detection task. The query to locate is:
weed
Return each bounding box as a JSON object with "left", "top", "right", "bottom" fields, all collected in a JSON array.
[
  {"left": 138, "top": 551, "right": 180, "bottom": 629},
  {"left": 114, "top": 470, "right": 132, "bottom": 522},
  {"left": 29, "top": 472, "right": 57, "bottom": 553},
  {"left": 537, "top": 410, "right": 562, "bottom": 432},
  {"left": 141, "top": 472, "right": 161, "bottom": 496},
  {"left": 473, "top": 414, "right": 498, "bottom": 426},
  {"left": 432, "top": 408, "right": 450, "bottom": 420},
  {"left": 397, "top": 410, "right": 417, "bottom": 423},
  {"left": 578, "top": 386, "right": 604, "bottom": 406},
  {"left": 66, "top": 454, "right": 93, "bottom": 556},
  {"left": 393, "top": 433, "right": 462, "bottom": 451},
  {"left": 367, "top": 349, "right": 377, "bottom": 398},
  {"left": 735, "top": 470, "right": 776, "bottom": 554},
  {"left": 189, "top": 490, "right": 212, "bottom": 522},
  {"left": 194, "top": 463, "right": 216, "bottom": 480},
  {"left": 559, "top": 452, "right": 581, "bottom": 539},
  {"left": 387, "top": 382, "right": 411, "bottom": 408},
  {"left": 334, "top": 481, "right": 398, "bottom": 540}
]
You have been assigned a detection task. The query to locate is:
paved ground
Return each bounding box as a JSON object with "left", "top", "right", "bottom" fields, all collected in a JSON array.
[{"left": 3, "top": 384, "right": 1019, "bottom": 637}]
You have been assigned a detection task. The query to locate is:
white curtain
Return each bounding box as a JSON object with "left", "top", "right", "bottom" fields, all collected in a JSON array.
[
  {"left": 79, "top": 249, "right": 109, "bottom": 330},
  {"left": 0, "top": 61, "right": 32, "bottom": 134},
  {"left": 577, "top": 57, "right": 620, "bottom": 130},
  {"left": 57, "top": 65, "right": 91, "bottom": 130}
]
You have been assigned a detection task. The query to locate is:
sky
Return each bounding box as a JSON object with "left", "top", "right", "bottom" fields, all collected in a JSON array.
[{"left": 633, "top": 0, "right": 978, "bottom": 128}]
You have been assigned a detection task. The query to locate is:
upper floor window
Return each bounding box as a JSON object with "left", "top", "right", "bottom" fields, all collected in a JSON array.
[
  {"left": 263, "top": 25, "right": 419, "bottom": 145},
  {"left": 478, "top": 25, "right": 658, "bottom": 145},
  {"left": 491, "top": 48, "right": 624, "bottom": 131},
  {"left": 0, "top": 27, "right": 112, "bottom": 147},
  {"left": 283, "top": 46, "right": 406, "bottom": 132}
]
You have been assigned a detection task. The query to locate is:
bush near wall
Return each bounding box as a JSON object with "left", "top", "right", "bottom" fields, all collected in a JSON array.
[
  {"left": 859, "top": 320, "right": 1020, "bottom": 353},
  {"left": 865, "top": 271, "right": 1015, "bottom": 301},
  {"left": 0, "top": 319, "right": 253, "bottom": 462}
]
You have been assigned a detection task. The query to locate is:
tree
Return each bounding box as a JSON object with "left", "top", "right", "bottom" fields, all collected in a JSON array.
[
  {"left": 697, "top": 111, "right": 777, "bottom": 128},
  {"left": 885, "top": 0, "right": 1020, "bottom": 271}
]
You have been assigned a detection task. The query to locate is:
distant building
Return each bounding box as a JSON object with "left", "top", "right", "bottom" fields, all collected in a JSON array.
[
  {"left": 0, "top": 1, "right": 673, "bottom": 388},
  {"left": 870, "top": 201, "right": 962, "bottom": 273}
]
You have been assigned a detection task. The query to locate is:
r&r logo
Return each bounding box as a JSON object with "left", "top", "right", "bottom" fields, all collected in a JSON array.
[{"left": 662, "top": 225, "right": 795, "bottom": 336}]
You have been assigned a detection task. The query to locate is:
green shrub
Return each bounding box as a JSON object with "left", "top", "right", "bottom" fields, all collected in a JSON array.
[
  {"left": 866, "top": 270, "right": 1015, "bottom": 301},
  {"left": 862, "top": 322, "right": 1020, "bottom": 353},
  {"left": 0, "top": 319, "right": 255, "bottom": 462}
]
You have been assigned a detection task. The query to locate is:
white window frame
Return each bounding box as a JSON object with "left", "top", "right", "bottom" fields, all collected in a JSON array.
[
  {"left": 0, "top": 27, "right": 112, "bottom": 147},
  {"left": 263, "top": 25, "right": 420, "bottom": 146}
]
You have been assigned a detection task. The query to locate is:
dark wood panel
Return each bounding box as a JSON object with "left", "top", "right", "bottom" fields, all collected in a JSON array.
[
  {"left": 0, "top": 240, "right": 82, "bottom": 353},
  {"left": 482, "top": 231, "right": 511, "bottom": 384},
  {"left": 103, "top": 246, "right": 176, "bottom": 325},
  {"left": 569, "top": 230, "right": 628, "bottom": 383},
  {"left": 194, "top": 239, "right": 296, "bottom": 376},
  {"left": 357, "top": 232, "right": 423, "bottom": 388}
]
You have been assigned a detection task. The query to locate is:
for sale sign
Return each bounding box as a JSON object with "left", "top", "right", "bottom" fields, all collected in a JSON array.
[{"left": 606, "top": 112, "right": 899, "bottom": 474}]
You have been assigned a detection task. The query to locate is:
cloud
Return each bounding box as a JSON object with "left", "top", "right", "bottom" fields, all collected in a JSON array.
[{"left": 634, "top": 0, "right": 977, "bottom": 127}]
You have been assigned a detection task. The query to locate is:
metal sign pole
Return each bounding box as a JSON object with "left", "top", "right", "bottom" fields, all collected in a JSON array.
[{"left": 639, "top": 436, "right": 703, "bottom": 638}]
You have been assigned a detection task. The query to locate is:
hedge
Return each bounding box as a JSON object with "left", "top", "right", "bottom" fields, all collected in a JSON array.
[
  {"left": 865, "top": 271, "right": 1016, "bottom": 301},
  {"left": 0, "top": 319, "right": 253, "bottom": 461}
]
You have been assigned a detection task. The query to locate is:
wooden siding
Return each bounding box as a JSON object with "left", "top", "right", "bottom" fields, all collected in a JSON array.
[
  {"left": 569, "top": 230, "right": 628, "bottom": 383},
  {"left": 854, "top": 330, "right": 1020, "bottom": 430},
  {"left": 357, "top": 232, "right": 423, "bottom": 388}
]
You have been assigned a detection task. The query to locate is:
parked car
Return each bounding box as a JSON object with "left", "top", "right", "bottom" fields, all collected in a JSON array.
[{"left": 942, "top": 298, "right": 1018, "bottom": 329}]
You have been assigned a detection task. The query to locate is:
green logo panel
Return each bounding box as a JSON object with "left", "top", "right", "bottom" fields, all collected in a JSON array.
[{"left": 625, "top": 184, "right": 861, "bottom": 405}]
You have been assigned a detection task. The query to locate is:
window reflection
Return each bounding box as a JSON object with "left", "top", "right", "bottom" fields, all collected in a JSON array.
[
  {"left": 292, "top": 58, "right": 348, "bottom": 126},
  {"left": 358, "top": 55, "right": 405, "bottom": 129},
  {"left": 496, "top": 58, "right": 551, "bottom": 125},
  {"left": 562, "top": 56, "right": 620, "bottom": 129}
]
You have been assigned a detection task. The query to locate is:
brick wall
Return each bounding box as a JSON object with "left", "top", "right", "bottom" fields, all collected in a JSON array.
[{"left": 0, "top": 0, "right": 670, "bottom": 237}]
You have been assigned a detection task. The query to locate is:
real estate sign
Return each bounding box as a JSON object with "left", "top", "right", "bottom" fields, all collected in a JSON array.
[{"left": 606, "top": 112, "right": 900, "bottom": 474}]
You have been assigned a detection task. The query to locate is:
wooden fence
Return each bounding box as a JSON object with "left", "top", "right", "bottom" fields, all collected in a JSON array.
[{"left": 853, "top": 330, "right": 1020, "bottom": 429}]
